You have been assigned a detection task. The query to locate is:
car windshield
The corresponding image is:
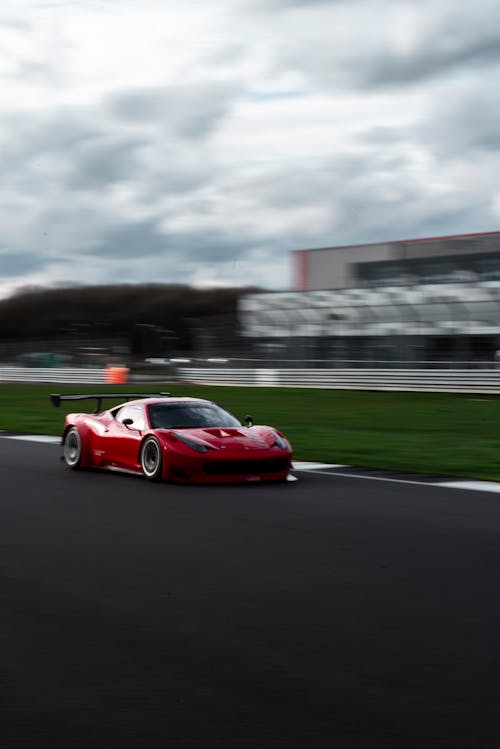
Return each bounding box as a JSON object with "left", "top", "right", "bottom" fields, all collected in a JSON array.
[{"left": 148, "top": 402, "right": 241, "bottom": 429}]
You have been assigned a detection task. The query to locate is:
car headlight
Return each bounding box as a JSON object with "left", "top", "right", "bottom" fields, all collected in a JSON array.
[
  {"left": 174, "top": 432, "right": 209, "bottom": 453},
  {"left": 273, "top": 433, "right": 288, "bottom": 449}
]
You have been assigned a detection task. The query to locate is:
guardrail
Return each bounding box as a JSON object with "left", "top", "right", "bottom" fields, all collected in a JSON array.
[
  {"left": 2, "top": 366, "right": 500, "bottom": 393},
  {"left": 177, "top": 367, "right": 500, "bottom": 393},
  {"left": 0, "top": 367, "right": 108, "bottom": 384}
]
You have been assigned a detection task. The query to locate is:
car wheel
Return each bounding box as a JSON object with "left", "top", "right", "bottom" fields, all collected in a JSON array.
[
  {"left": 141, "top": 437, "right": 163, "bottom": 481},
  {"left": 63, "top": 427, "right": 82, "bottom": 469}
]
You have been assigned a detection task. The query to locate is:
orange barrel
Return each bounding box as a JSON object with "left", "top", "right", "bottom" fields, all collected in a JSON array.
[{"left": 105, "top": 366, "right": 129, "bottom": 384}]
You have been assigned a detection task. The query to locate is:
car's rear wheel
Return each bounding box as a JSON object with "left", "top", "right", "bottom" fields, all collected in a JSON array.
[
  {"left": 63, "top": 427, "right": 82, "bottom": 469},
  {"left": 141, "top": 437, "right": 163, "bottom": 481}
]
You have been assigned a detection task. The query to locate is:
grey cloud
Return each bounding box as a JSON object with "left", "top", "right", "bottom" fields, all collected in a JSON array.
[
  {"left": 2, "top": 111, "right": 101, "bottom": 173},
  {"left": 63, "top": 129, "right": 217, "bottom": 196},
  {"left": 144, "top": 162, "right": 215, "bottom": 196},
  {"left": 83, "top": 220, "right": 259, "bottom": 267},
  {"left": 232, "top": 152, "right": 407, "bottom": 213},
  {"left": 0, "top": 16, "right": 32, "bottom": 31},
  {"left": 420, "top": 84, "right": 500, "bottom": 156},
  {"left": 233, "top": 149, "right": 500, "bottom": 252},
  {"left": 360, "top": 31, "right": 500, "bottom": 89},
  {"left": 164, "top": 229, "right": 260, "bottom": 264},
  {"left": 75, "top": 221, "right": 168, "bottom": 260},
  {"left": 3, "top": 107, "right": 168, "bottom": 194},
  {"left": 65, "top": 136, "right": 143, "bottom": 189},
  {"left": 109, "top": 82, "right": 239, "bottom": 139},
  {"left": 323, "top": 163, "right": 499, "bottom": 247},
  {"left": 358, "top": 75, "right": 500, "bottom": 162},
  {"left": 358, "top": 126, "right": 412, "bottom": 147},
  {"left": 329, "top": 191, "right": 481, "bottom": 247},
  {"left": 110, "top": 89, "right": 166, "bottom": 122},
  {"left": 264, "top": 1, "right": 500, "bottom": 90},
  {"left": 0, "top": 252, "right": 50, "bottom": 278},
  {"left": 0, "top": 98, "right": 220, "bottom": 263}
]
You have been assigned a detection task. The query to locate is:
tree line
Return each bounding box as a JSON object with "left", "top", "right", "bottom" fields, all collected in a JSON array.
[{"left": 0, "top": 283, "right": 261, "bottom": 352}]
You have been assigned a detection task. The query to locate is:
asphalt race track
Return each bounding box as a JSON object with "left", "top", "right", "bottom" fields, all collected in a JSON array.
[{"left": 2, "top": 439, "right": 500, "bottom": 748}]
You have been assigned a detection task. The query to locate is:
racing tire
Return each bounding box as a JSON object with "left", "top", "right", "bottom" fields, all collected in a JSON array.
[
  {"left": 141, "top": 437, "right": 163, "bottom": 481},
  {"left": 63, "top": 427, "right": 82, "bottom": 469}
]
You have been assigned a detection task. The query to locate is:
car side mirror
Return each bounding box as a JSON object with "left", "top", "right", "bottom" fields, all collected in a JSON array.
[
  {"left": 244, "top": 414, "right": 253, "bottom": 427},
  {"left": 122, "top": 418, "right": 134, "bottom": 427}
]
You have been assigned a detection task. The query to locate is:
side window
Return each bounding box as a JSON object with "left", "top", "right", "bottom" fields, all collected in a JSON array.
[{"left": 115, "top": 405, "right": 146, "bottom": 430}]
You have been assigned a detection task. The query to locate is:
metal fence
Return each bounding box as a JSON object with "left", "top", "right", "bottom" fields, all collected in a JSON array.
[
  {"left": 2, "top": 364, "right": 500, "bottom": 392},
  {"left": 176, "top": 367, "right": 500, "bottom": 392},
  {"left": 0, "top": 367, "right": 108, "bottom": 384}
]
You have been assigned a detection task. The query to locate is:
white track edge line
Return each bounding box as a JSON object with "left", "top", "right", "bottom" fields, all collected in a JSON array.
[
  {"left": 301, "top": 469, "right": 500, "bottom": 493},
  {"left": 2, "top": 435, "right": 61, "bottom": 443}
]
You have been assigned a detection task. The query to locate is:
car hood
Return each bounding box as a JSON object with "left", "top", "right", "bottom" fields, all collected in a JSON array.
[{"left": 157, "top": 426, "right": 278, "bottom": 450}]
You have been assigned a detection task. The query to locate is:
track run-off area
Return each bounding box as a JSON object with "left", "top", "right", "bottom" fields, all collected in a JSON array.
[{"left": 2, "top": 436, "right": 500, "bottom": 748}]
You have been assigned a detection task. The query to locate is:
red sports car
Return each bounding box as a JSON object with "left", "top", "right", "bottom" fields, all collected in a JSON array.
[{"left": 51, "top": 393, "right": 292, "bottom": 483}]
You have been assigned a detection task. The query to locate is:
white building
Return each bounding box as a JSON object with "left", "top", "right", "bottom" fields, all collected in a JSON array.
[{"left": 292, "top": 230, "right": 500, "bottom": 290}]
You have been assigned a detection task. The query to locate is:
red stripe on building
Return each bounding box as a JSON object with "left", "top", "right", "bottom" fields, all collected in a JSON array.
[
  {"left": 292, "top": 250, "right": 309, "bottom": 291},
  {"left": 401, "top": 229, "right": 500, "bottom": 244}
]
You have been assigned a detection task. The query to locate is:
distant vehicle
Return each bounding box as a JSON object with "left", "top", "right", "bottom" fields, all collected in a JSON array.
[
  {"left": 20, "top": 352, "right": 72, "bottom": 367},
  {"left": 52, "top": 393, "right": 292, "bottom": 484}
]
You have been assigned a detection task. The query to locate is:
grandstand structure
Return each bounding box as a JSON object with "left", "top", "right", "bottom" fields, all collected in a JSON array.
[{"left": 240, "top": 231, "right": 500, "bottom": 366}]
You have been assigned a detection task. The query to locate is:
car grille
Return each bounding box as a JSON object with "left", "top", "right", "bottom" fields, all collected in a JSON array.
[{"left": 203, "top": 458, "right": 289, "bottom": 476}]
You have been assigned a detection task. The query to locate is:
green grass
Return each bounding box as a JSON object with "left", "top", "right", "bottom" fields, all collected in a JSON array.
[{"left": 1, "top": 383, "right": 499, "bottom": 481}]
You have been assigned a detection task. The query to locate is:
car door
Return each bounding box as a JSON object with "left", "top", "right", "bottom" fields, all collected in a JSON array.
[{"left": 105, "top": 404, "right": 147, "bottom": 470}]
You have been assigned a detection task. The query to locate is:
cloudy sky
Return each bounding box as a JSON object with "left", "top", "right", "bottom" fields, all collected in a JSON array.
[{"left": 1, "top": 0, "right": 500, "bottom": 297}]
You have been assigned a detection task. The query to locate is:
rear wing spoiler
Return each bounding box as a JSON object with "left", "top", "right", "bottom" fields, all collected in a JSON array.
[{"left": 50, "top": 393, "right": 171, "bottom": 413}]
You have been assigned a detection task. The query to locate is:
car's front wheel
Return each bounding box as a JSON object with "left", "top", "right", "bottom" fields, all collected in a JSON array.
[
  {"left": 63, "top": 427, "right": 82, "bottom": 469},
  {"left": 141, "top": 437, "right": 163, "bottom": 481}
]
